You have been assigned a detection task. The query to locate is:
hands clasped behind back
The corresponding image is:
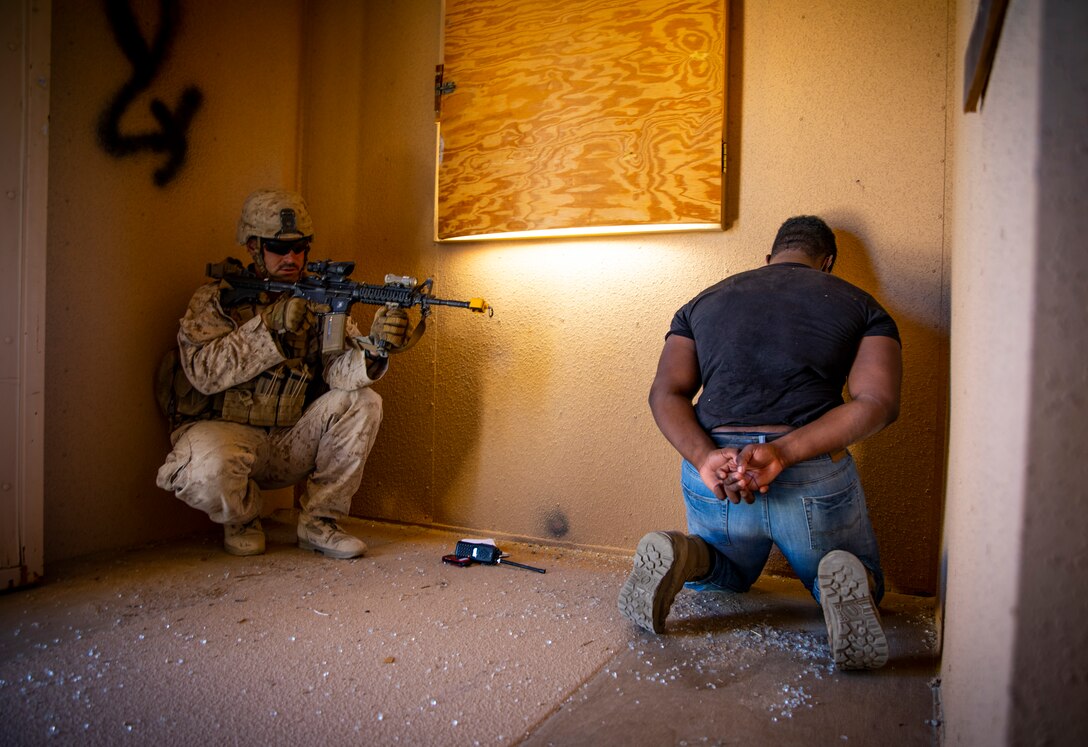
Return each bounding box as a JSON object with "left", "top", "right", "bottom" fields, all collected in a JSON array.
[
  {"left": 700, "top": 442, "right": 788, "bottom": 505},
  {"left": 697, "top": 447, "right": 740, "bottom": 502}
]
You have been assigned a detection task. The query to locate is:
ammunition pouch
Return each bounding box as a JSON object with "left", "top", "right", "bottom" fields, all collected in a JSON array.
[
  {"left": 214, "top": 361, "right": 312, "bottom": 428},
  {"left": 155, "top": 349, "right": 212, "bottom": 428}
]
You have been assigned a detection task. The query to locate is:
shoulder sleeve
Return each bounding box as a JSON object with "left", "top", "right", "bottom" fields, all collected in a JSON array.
[
  {"left": 862, "top": 295, "right": 901, "bottom": 345},
  {"left": 667, "top": 302, "right": 695, "bottom": 341},
  {"left": 178, "top": 282, "right": 234, "bottom": 343}
]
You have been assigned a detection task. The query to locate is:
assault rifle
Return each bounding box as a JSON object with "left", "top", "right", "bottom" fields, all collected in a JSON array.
[{"left": 207, "top": 258, "right": 492, "bottom": 355}]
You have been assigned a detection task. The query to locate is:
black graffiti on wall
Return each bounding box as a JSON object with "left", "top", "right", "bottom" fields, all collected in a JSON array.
[{"left": 97, "top": 0, "right": 203, "bottom": 187}]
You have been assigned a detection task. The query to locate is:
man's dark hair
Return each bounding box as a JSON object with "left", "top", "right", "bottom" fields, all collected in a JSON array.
[{"left": 770, "top": 215, "right": 838, "bottom": 261}]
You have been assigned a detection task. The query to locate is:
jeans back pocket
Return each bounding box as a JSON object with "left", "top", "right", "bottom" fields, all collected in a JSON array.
[{"left": 802, "top": 482, "right": 863, "bottom": 552}]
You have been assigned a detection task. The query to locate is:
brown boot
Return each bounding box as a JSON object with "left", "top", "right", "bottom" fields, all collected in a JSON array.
[
  {"left": 617, "top": 531, "right": 710, "bottom": 634},
  {"left": 817, "top": 550, "right": 889, "bottom": 670},
  {"left": 297, "top": 512, "right": 367, "bottom": 559},
  {"left": 223, "top": 517, "right": 265, "bottom": 556}
]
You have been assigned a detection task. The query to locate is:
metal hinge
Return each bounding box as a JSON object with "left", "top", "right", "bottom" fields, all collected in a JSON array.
[
  {"left": 721, "top": 141, "right": 727, "bottom": 174},
  {"left": 434, "top": 65, "right": 457, "bottom": 118}
]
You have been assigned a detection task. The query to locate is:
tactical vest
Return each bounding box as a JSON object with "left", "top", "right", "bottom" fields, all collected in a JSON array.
[
  {"left": 211, "top": 295, "right": 323, "bottom": 428},
  {"left": 155, "top": 291, "right": 324, "bottom": 430},
  {"left": 155, "top": 347, "right": 213, "bottom": 428}
]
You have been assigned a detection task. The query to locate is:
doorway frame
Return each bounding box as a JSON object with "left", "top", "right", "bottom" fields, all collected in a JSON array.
[{"left": 1, "top": 0, "right": 50, "bottom": 590}]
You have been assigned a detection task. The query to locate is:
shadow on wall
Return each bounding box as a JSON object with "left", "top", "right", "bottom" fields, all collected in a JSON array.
[
  {"left": 354, "top": 278, "right": 495, "bottom": 531},
  {"left": 722, "top": 0, "right": 745, "bottom": 229},
  {"left": 831, "top": 229, "right": 947, "bottom": 596}
]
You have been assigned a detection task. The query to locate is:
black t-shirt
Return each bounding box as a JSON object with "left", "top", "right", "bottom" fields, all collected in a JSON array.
[{"left": 668, "top": 263, "right": 900, "bottom": 429}]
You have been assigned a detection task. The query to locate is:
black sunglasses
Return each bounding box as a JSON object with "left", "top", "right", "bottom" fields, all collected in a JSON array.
[{"left": 262, "top": 238, "right": 311, "bottom": 256}]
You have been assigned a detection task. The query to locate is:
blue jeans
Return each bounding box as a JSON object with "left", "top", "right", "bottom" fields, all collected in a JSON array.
[{"left": 682, "top": 432, "right": 884, "bottom": 604}]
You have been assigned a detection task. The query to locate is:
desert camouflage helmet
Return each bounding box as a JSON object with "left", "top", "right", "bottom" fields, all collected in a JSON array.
[{"left": 236, "top": 189, "right": 314, "bottom": 244}]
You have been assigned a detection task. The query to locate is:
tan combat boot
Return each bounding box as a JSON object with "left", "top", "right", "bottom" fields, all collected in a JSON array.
[
  {"left": 224, "top": 517, "right": 265, "bottom": 556},
  {"left": 297, "top": 512, "right": 367, "bottom": 559},
  {"left": 618, "top": 531, "right": 711, "bottom": 634},
  {"left": 817, "top": 550, "right": 889, "bottom": 670}
]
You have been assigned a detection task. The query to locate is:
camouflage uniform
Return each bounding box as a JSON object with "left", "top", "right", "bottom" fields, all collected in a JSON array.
[{"left": 156, "top": 274, "right": 385, "bottom": 524}]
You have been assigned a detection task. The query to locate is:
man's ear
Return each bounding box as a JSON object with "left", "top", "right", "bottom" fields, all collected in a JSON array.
[{"left": 765, "top": 253, "right": 772, "bottom": 265}]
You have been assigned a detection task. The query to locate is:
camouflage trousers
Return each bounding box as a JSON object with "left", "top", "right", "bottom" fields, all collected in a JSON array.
[{"left": 156, "top": 388, "right": 382, "bottom": 524}]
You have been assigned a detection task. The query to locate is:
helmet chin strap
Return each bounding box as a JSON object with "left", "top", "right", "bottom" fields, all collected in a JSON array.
[{"left": 247, "top": 239, "right": 270, "bottom": 278}]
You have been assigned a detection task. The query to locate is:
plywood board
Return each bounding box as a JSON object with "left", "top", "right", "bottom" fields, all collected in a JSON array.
[{"left": 437, "top": 0, "right": 726, "bottom": 240}]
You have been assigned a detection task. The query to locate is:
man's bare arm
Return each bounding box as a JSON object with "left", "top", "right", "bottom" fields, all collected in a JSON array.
[
  {"left": 649, "top": 335, "right": 738, "bottom": 499},
  {"left": 775, "top": 334, "right": 902, "bottom": 466}
]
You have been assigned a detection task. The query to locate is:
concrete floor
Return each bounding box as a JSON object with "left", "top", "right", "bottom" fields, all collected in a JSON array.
[{"left": 1, "top": 514, "right": 941, "bottom": 746}]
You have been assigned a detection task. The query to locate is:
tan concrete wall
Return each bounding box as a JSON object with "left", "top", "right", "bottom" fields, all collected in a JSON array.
[
  {"left": 44, "top": 0, "right": 307, "bottom": 560},
  {"left": 942, "top": 0, "right": 1088, "bottom": 743},
  {"left": 44, "top": 0, "right": 952, "bottom": 598},
  {"left": 942, "top": 0, "right": 1037, "bottom": 738},
  {"left": 1014, "top": 0, "right": 1088, "bottom": 735},
  {"left": 332, "top": 0, "right": 951, "bottom": 595}
]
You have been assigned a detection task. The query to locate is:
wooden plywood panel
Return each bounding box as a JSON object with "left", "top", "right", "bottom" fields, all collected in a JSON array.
[{"left": 437, "top": 0, "right": 726, "bottom": 240}]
